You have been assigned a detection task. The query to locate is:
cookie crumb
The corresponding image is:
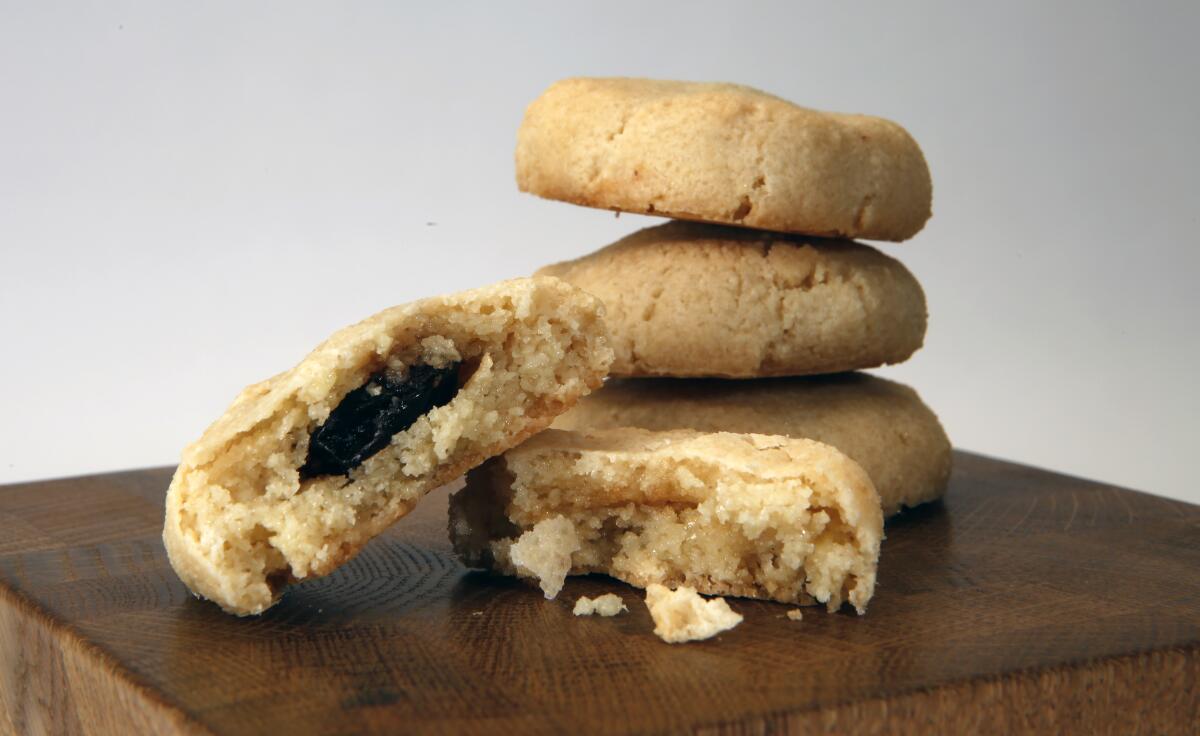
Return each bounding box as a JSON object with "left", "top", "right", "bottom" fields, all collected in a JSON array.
[
  {"left": 644, "top": 584, "right": 742, "bottom": 643},
  {"left": 573, "top": 593, "right": 627, "bottom": 617},
  {"left": 787, "top": 609, "right": 803, "bottom": 621},
  {"left": 508, "top": 515, "right": 580, "bottom": 599}
]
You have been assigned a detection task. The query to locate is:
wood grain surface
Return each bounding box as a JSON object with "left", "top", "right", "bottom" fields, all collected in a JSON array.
[{"left": 1, "top": 452, "right": 1197, "bottom": 735}]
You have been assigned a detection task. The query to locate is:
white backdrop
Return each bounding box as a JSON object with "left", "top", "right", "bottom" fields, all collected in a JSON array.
[{"left": 2, "top": 2, "right": 1197, "bottom": 503}]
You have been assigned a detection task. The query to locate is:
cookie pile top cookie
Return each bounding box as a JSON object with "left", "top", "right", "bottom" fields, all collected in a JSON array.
[{"left": 517, "top": 77, "right": 932, "bottom": 242}]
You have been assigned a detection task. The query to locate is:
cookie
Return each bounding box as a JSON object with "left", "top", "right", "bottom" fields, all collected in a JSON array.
[
  {"left": 516, "top": 77, "right": 932, "bottom": 241},
  {"left": 449, "top": 428, "right": 883, "bottom": 614},
  {"left": 163, "top": 277, "right": 612, "bottom": 616},
  {"left": 536, "top": 222, "right": 927, "bottom": 378},
  {"left": 553, "top": 373, "right": 950, "bottom": 517}
]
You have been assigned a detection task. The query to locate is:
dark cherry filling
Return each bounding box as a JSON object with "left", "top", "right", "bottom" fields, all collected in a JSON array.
[{"left": 299, "top": 362, "right": 461, "bottom": 479}]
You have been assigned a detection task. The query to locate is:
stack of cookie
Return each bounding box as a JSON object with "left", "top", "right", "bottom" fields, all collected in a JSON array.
[{"left": 449, "top": 78, "right": 951, "bottom": 624}]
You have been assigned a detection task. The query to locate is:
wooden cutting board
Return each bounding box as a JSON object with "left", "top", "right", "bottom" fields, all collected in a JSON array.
[{"left": 1, "top": 452, "right": 1197, "bottom": 735}]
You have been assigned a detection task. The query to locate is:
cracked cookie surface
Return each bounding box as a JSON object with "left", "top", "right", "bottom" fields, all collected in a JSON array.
[
  {"left": 516, "top": 77, "right": 932, "bottom": 241},
  {"left": 537, "top": 222, "right": 927, "bottom": 378}
]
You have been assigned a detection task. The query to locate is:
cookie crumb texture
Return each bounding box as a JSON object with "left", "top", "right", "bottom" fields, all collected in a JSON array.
[
  {"left": 509, "top": 516, "right": 580, "bottom": 599},
  {"left": 645, "top": 584, "right": 742, "bottom": 643},
  {"left": 516, "top": 77, "right": 932, "bottom": 242},
  {"left": 573, "top": 593, "right": 627, "bottom": 617},
  {"left": 787, "top": 609, "right": 804, "bottom": 622},
  {"left": 555, "top": 372, "right": 951, "bottom": 516},
  {"left": 537, "top": 222, "right": 926, "bottom": 378},
  {"left": 163, "top": 277, "right": 612, "bottom": 616},
  {"left": 450, "top": 428, "right": 883, "bottom": 614}
]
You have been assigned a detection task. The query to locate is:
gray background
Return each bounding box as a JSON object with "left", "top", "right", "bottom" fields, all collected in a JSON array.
[{"left": 2, "top": 2, "right": 1197, "bottom": 503}]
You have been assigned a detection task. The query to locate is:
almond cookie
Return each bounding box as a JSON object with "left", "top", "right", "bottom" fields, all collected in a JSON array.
[
  {"left": 449, "top": 428, "right": 883, "bottom": 614},
  {"left": 536, "top": 222, "right": 927, "bottom": 378},
  {"left": 163, "top": 277, "right": 612, "bottom": 616},
  {"left": 516, "top": 77, "right": 932, "bottom": 241},
  {"left": 554, "top": 373, "right": 950, "bottom": 516}
]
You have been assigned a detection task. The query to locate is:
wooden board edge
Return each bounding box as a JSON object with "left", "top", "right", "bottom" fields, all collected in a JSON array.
[
  {"left": 0, "top": 582, "right": 210, "bottom": 736},
  {"left": 693, "top": 645, "right": 1200, "bottom": 735}
]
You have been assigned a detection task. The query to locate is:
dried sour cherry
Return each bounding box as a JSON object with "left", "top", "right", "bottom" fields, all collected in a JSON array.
[{"left": 299, "top": 362, "right": 460, "bottom": 479}]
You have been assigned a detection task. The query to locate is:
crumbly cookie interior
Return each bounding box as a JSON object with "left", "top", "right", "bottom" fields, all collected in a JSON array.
[
  {"left": 508, "top": 516, "right": 580, "bottom": 599},
  {"left": 573, "top": 593, "right": 627, "bottom": 617},
  {"left": 644, "top": 584, "right": 743, "bottom": 643},
  {"left": 450, "top": 429, "right": 881, "bottom": 614},
  {"left": 166, "top": 280, "right": 610, "bottom": 615}
]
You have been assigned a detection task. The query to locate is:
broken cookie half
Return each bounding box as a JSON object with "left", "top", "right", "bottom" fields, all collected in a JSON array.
[
  {"left": 164, "top": 277, "right": 612, "bottom": 615},
  {"left": 449, "top": 428, "right": 883, "bottom": 614}
]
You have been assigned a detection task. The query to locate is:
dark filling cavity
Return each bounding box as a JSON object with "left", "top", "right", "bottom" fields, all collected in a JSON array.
[{"left": 299, "top": 362, "right": 461, "bottom": 479}]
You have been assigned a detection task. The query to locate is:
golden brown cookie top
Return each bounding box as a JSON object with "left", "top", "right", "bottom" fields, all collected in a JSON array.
[{"left": 516, "top": 77, "right": 932, "bottom": 241}]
